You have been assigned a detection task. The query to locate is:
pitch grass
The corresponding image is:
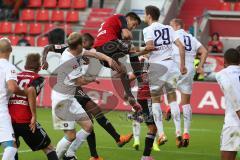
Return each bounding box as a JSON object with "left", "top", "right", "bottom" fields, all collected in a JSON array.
[{"left": 0, "top": 108, "right": 225, "bottom": 160}]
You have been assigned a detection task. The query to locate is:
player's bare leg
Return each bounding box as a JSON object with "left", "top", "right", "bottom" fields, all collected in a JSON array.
[
  {"left": 116, "top": 62, "right": 141, "bottom": 111},
  {"left": 167, "top": 91, "right": 182, "bottom": 148},
  {"left": 151, "top": 89, "right": 167, "bottom": 146},
  {"left": 221, "top": 151, "right": 237, "bottom": 160},
  {"left": 42, "top": 144, "right": 59, "bottom": 160},
  {"left": 181, "top": 93, "right": 192, "bottom": 147}
]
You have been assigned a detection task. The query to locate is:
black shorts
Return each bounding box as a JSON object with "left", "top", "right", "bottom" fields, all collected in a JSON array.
[
  {"left": 13, "top": 122, "right": 51, "bottom": 151},
  {"left": 95, "top": 39, "right": 131, "bottom": 67},
  {"left": 75, "top": 87, "right": 91, "bottom": 107},
  {"left": 138, "top": 99, "right": 155, "bottom": 125}
]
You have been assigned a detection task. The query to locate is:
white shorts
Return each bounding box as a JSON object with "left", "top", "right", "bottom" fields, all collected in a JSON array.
[
  {"left": 0, "top": 111, "right": 15, "bottom": 143},
  {"left": 220, "top": 126, "right": 240, "bottom": 151},
  {"left": 148, "top": 60, "right": 180, "bottom": 93},
  {"left": 51, "top": 91, "right": 89, "bottom": 130},
  {"left": 177, "top": 65, "right": 195, "bottom": 94}
]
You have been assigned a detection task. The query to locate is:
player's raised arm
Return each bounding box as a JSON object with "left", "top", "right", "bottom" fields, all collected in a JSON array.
[
  {"left": 174, "top": 38, "right": 187, "bottom": 74},
  {"left": 83, "top": 50, "right": 121, "bottom": 72},
  {"left": 196, "top": 45, "right": 208, "bottom": 74},
  {"left": 42, "top": 44, "right": 68, "bottom": 70}
]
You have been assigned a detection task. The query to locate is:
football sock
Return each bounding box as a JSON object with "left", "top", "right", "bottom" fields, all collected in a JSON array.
[
  {"left": 182, "top": 104, "right": 192, "bottom": 134},
  {"left": 2, "top": 147, "right": 17, "bottom": 160},
  {"left": 169, "top": 101, "right": 181, "bottom": 136},
  {"left": 47, "top": 151, "right": 59, "bottom": 160},
  {"left": 133, "top": 120, "right": 141, "bottom": 142},
  {"left": 96, "top": 116, "right": 121, "bottom": 142},
  {"left": 152, "top": 103, "right": 164, "bottom": 135},
  {"left": 143, "top": 133, "right": 155, "bottom": 156},
  {"left": 87, "top": 130, "right": 98, "bottom": 158},
  {"left": 65, "top": 129, "right": 90, "bottom": 157},
  {"left": 56, "top": 137, "right": 72, "bottom": 159}
]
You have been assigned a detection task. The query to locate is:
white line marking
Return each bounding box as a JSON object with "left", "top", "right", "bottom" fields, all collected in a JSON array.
[{"left": 0, "top": 146, "right": 218, "bottom": 157}]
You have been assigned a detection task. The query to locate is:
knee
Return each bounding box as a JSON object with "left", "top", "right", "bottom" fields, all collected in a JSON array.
[
  {"left": 42, "top": 144, "right": 55, "bottom": 154},
  {"left": 148, "top": 125, "right": 157, "bottom": 134},
  {"left": 82, "top": 121, "right": 93, "bottom": 133},
  {"left": 65, "top": 130, "right": 77, "bottom": 142}
]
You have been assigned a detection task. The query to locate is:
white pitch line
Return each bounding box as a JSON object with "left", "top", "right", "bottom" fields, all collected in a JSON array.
[
  {"left": 0, "top": 146, "right": 218, "bottom": 157},
  {"left": 38, "top": 120, "right": 220, "bottom": 133}
]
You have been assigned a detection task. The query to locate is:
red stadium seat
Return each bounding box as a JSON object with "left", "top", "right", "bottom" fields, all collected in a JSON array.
[
  {"left": 25, "top": 36, "right": 35, "bottom": 46},
  {"left": 0, "top": 22, "right": 13, "bottom": 34},
  {"left": 8, "top": 35, "right": 19, "bottom": 45},
  {"left": 36, "top": 9, "right": 50, "bottom": 21},
  {"left": 84, "top": 20, "right": 102, "bottom": 28},
  {"left": 43, "top": 0, "right": 57, "bottom": 8},
  {"left": 71, "top": 0, "right": 86, "bottom": 9},
  {"left": 58, "top": 0, "right": 71, "bottom": 9},
  {"left": 220, "top": 2, "right": 231, "bottom": 11},
  {"left": 44, "top": 23, "right": 56, "bottom": 32},
  {"left": 80, "top": 29, "right": 98, "bottom": 37},
  {"left": 66, "top": 11, "right": 79, "bottom": 23},
  {"left": 60, "top": 24, "right": 73, "bottom": 35},
  {"left": 14, "top": 22, "right": 28, "bottom": 34},
  {"left": 234, "top": 2, "right": 240, "bottom": 11},
  {"left": 37, "top": 36, "right": 49, "bottom": 46},
  {"left": 91, "top": 8, "right": 114, "bottom": 13},
  {"left": 29, "top": 23, "right": 42, "bottom": 35},
  {"left": 28, "top": 0, "right": 42, "bottom": 8},
  {"left": 20, "top": 9, "right": 35, "bottom": 21},
  {"left": 51, "top": 10, "right": 65, "bottom": 22}
]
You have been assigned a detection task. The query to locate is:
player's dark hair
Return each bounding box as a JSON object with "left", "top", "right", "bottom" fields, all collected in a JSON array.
[
  {"left": 224, "top": 48, "right": 240, "bottom": 65},
  {"left": 211, "top": 32, "right": 220, "bottom": 40},
  {"left": 126, "top": 12, "right": 141, "bottom": 25},
  {"left": 236, "top": 45, "right": 240, "bottom": 53},
  {"left": 145, "top": 5, "right": 160, "bottom": 21},
  {"left": 25, "top": 53, "right": 41, "bottom": 71},
  {"left": 83, "top": 33, "right": 94, "bottom": 46},
  {"left": 67, "top": 32, "right": 82, "bottom": 50},
  {"left": 173, "top": 18, "right": 184, "bottom": 28}
]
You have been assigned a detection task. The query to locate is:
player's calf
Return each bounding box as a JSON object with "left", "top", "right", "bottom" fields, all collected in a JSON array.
[{"left": 42, "top": 145, "right": 59, "bottom": 160}]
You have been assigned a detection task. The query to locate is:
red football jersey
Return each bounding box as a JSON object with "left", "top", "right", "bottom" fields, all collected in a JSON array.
[
  {"left": 8, "top": 71, "right": 44, "bottom": 123},
  {"left": 137, "top": 74, "right": 151, "bottom": 100},
  {"left": 94, "top": 14, "right": 127, "bottom": 47}
]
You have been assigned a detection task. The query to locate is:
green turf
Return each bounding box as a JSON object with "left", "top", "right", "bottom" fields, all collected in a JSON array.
[{"left": 0, "top": 108, "right": 225, "bottom": 160}]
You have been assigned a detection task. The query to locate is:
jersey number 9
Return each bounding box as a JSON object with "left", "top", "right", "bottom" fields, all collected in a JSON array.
[{"left": 183, "top": 36, "right": 192, "bottom": 51}]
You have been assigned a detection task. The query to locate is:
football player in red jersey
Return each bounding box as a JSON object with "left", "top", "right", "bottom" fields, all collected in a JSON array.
[
  {"left": 128, "top": 56, "right": 158, "bottom": 160},
  {"left": 8, "top": 53, "right": 59, "bottom": 160},
  {"left": 93, "top": 12, "right": 144, "bottom": 112}
]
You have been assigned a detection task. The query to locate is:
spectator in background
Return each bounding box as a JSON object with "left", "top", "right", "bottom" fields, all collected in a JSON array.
[
  {"left": 17, "top": 33, "right": 30, "bottom": 46},
  {"left": 48, "top": 28, "right": 65, "bottom": 45},
  {"left": 88, "top": 0, "right": 104, "bottom": 8},
  {"left": 1, "top": 0, "right": 28, "bottom": 21},
  {"left": 208, "top": 32, "right": 224, "bottom": 53}
]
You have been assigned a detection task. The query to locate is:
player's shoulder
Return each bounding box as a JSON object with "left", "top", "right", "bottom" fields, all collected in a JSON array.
[
  {"left": 216, "top": 68, "right": 227, "bottom": 81},
  {"left": 4, "top": 60, "right": 17, "bottom": 72}
]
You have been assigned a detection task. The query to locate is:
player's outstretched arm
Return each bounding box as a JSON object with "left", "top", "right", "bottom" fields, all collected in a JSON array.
[
  {"left": 196, "top": 46, "right": 208, "bottom": 74},
  {"left": 41, "top": 44, "right": 55, "bottom": 70},
  {"left": 7, "top": 80, "right": 28, "bottom": 96},
  {"left": 83, "top": 50, "right": 121, "bottom": 72},
  {"left": 27, "top": 86, "right": 37, "bottom": 133},
  {"left": 175, "top": 38, "right": 187, "bottom": 75}
]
